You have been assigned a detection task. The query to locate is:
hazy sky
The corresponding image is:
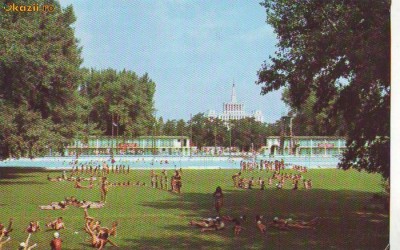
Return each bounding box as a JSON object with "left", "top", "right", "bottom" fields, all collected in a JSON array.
[{"left": 59, "top": 0, "right": 288, "bottom": 123}]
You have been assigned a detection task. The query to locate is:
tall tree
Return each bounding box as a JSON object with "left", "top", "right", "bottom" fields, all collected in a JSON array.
[
  {"left": 0, "top": 0, "right": 83, "bottom": 157},
  {"left": 257, "top": 0, "right": 390, "bottom": 178},
  {"left": 83, "top": 68, "right": 156, "bottom": 138}
]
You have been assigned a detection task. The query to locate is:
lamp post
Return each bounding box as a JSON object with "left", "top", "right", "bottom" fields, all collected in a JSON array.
[
  {"left": 152, "top": 110, "right": 157, "bottom": 156},
  {"left": 228, "top": 122, "right": 233, "bottom": 158},
  {"left": 111, "top": 113, "right": 114, "bottom": 158},
  {"left": 190, "top": 113, "right": 192, "bottom": 157}
]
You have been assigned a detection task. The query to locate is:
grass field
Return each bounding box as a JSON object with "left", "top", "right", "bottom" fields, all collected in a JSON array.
[{"left": 0, "top": 167, "right": 389, "bottom": 249}]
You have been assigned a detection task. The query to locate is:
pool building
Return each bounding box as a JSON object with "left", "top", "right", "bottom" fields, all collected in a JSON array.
[
  {"left": 64, "top": 136, "right": 194, "bottom": 156},
  {"left": 262, "top": 136, "right": 346, "bottom": 156}
]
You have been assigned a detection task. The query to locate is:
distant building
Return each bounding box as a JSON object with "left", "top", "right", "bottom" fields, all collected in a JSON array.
[{"left": 207, "top": 83, "right": 264, "bottom": 123}]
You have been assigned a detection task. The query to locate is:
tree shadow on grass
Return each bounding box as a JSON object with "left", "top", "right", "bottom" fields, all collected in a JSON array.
[
  {"left": 0, "top": 167, "right": 50, "bottom": 185},
  {"left": 136, "top": 188, "right": 389, "bottom": 250}
]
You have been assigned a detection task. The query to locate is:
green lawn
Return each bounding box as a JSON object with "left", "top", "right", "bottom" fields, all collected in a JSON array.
[{"left": 0, "top": 168, "right": 389, "bottom": 249}]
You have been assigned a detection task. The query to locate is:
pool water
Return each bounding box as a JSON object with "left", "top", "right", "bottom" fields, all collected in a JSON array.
[{"left": 0, "top": 155, "right": 340, "bottom": 170}]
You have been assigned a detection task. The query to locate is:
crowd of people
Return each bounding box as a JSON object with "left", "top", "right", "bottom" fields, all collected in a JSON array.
[
  {"left": 0, "top": 219, "right": 58, "bottom": 249},
  {"left": 240, "top": 159, "right": 288, "bottom": 172},
  {"left": 232, "top": 161, "right": 313, "bottom": 191},
  {"left": 150, "top": 169, "right": 183, "bottom": 193},
  {"left": 189, "top": 181, "right": 320, "bottom": 237},
  {"left": 4, "top": 157, "right": 320, "bottom": 248}
]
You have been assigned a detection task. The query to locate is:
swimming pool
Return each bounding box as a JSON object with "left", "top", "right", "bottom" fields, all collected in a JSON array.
[{"left": 0, "top": 155, "right": 340, "bottom": 170}]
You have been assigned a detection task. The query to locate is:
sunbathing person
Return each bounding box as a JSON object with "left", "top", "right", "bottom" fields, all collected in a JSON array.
[
  {"left": 0, "top": 218, "right": 13, "bottom": 236},
  {"left": 255, "top": 215, "right": 267, "bottom": 234},
  {"left": 84, "top": 221, "right": 118, "bottom": 249},
  {"left": 40, "top": 201, "right": 68, "bottom": 210},
  {"left": 200, "top": 218, "right": 225, "bottom": 232},
  {"left": 268, "top": 217, "right": 319, "bottom": 230},
  {"left": 80, "top": 201, "right": 105, "bottom": 209},
  {"left": 46, "top": 217, "right": 65, "bottom": 230},
  {"left": 47, "top": 175, "right": 62, "bottom": 182},
  {"left": 0, "top": 231, "right": 11, "bottom": 250},
  {"left": 232, "top": 218, "right": 245, "bottom": 236},
  {"left": 285, "top": 217, "right": 319, "bottom": 229},
  {"left": 26, "top": 221, "right": 40, "bottom": 233},
  {"left": 18, "top": 233, "right": 38, "bottom": 250},
  {"left": 189, "top": 218, "right": 216, "bottom": 228}
]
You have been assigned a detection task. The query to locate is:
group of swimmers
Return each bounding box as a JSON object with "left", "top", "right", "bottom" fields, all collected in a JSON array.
[
  {"left": 292, "top": 165, "right": 308, "bottom": 173},
  {"left": 71, "top": 163, "right": 130, "bottom": 176},
  {"left": 240, "top": 159, "right": 288, "bottom": 172},
  {"left": 150, "top": 169, "right": 183, "bottom": 193}
]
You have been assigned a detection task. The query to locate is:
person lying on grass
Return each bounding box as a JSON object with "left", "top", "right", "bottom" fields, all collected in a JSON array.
[
  {"left": 39, "top": 201, "right": 68, "bottom": 210},
  {"left": 79, "top": 201, "right": 105, "bottom": 209},
  {"left": 200, "top": 218, "right": 225, "bottom": 232},
  {"left": 268, "top": 217, "right": 319, "bottom": 230},
  {"left": 47, "top": 175, "right": 63, "bottom": 182},
  {"left": 0, "top": 218, "right": 13, "bottom": 236},
  {"left": 46, "top": 217, "right": 65, "bottom": 230},
  {"left": 18, "top": 233, "right": 37, "bottom": 250},
  {"left": 189, "top": 218, "right": 216, "bottom": 228},
  {"left": 0, "top": 230, "right": 11, "bottom": 250}
]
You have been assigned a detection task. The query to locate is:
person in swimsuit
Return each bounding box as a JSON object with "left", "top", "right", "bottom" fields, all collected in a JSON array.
[
  {"left": 200, "top": 218, "right": 225, "bottom": 232},
  {"left": 231, "top": 172, "right": 241, "bottom": 188},
  {"left": 255, "top": 215, "right": 267, "bottom": 234},
  {"left": 26, "top": 221, "right": 40, "bottom": 233},
  {"left": 0, "top": 218, "right": 13, "bottom": 237},
  {"left": 84, "top": 221, "right": 118, "bottom": 249},
  {"left": 18, "top": 233, "right": 38, "bottom": 250},
  {"left": 50, "top": 232, "right": 62, "bottom": 250},
  {"left": 46, "top": 217, "right": 65, "bottom": 230},
  {"left": 0, "top": 231, "right": 11, "bottom": 250},
  {"left": 100, "top": 177, "right": 109, "bottom": 202},
  {"left": 213, "top": 186, "right": 224, "bottom": 216}
]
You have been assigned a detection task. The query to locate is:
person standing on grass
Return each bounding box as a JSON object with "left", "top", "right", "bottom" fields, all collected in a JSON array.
[
  {"left": 213, "top": 186, "right": 224, "bottom": 216},
  {"left": 173, "top": 170, "right": 182, "bottom": 193},
  {"left": 100, "top": 177, "right": 109, "bottom": 203},
  {"left": 50, "top": 232, "right": 62, "bottom": 250},
  {"left": 232, "top": 172, "right": 241, "bottom": 188}
]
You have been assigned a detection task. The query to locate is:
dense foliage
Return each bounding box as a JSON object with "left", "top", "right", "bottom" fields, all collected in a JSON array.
[
  {"left": 80, "top": 68, "right": 156, "bottom": 139},
  {"left": 0, "top": 1, "right": 156, "bottom": 158},
  {"left": 0, "top": 0, "right": 82, "bottom": 157},
  {"left": 257, "top": 0, "right": 390, "bottom": 178},
  {"left": 157, "top": 113, "right": 272, "bottom": 151}
]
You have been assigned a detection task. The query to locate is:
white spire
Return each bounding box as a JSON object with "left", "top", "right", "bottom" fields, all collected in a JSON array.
[{"left": 231, "top": 82, "right": 237, "bottom": 103}]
